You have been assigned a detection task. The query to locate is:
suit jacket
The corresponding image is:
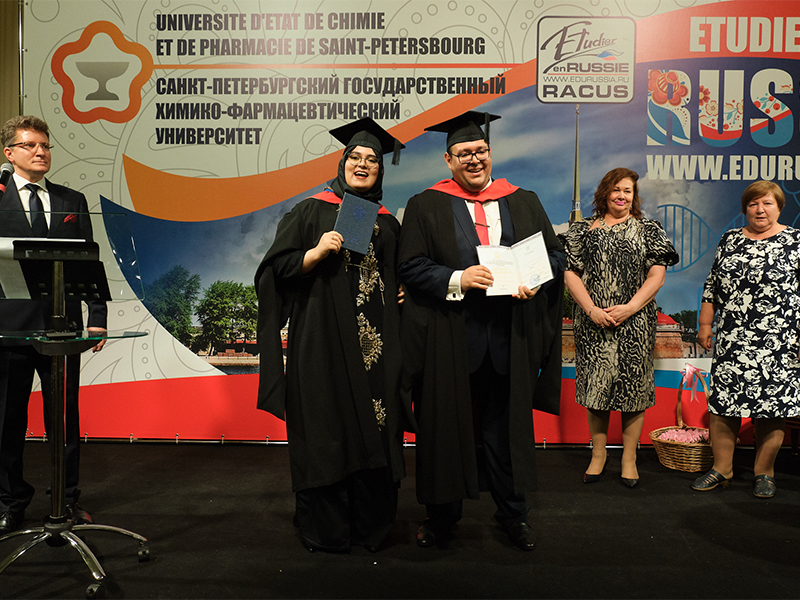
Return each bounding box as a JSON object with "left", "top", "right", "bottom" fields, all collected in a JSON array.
[
  {"left": 0, "top": 178, "right": 107, "bottom": 336},
  {"left": 450, "top": 195, "right": 515, "bottom": 373}
]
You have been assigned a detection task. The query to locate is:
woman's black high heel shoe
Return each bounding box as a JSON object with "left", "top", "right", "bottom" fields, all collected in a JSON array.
[
  {"left": 583, "top": 455, "right": 607, "bottom": 484},
  {"left": 583, "top": 471, "right": 604, "bottom": 484}
]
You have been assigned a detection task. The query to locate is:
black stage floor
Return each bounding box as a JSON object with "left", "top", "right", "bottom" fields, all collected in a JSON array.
[{"left": 0, "top": 441, "right": 798, "bottom": 599}]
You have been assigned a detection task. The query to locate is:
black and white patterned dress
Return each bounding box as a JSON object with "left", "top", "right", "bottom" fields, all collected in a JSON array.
[
  {"left": 702, "top": 227, "right": 800, "bottom": 418},
  {"left": 564, "top": 217, "right": 678, "bottom": 412}
]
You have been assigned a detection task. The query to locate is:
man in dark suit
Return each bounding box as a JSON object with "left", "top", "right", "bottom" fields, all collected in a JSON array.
[
  {"left": 0, "top": 115, "right": 107, "bottom": 534},
  {"left": 398, "top": 111, "right": 565, "bottom": 551}
]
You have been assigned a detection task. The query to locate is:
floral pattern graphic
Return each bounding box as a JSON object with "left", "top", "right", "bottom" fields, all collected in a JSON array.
[
  {"left": 697, "top": 72, "right": 744, "bottom": 146},
  {"left": 648, "top": 70, "right": 689, "bottom": 107},
  {"left": 647, "top": 69, "right": 692, "bottom": 146},
  {"left": 750, "top": 83, "right": 793, "bottom": 147}
]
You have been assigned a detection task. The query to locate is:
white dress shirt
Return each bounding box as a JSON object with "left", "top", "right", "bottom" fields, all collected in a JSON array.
[
  {"left": 13, "top": 172, "right": 51, "bottom": 229},
  {"left": 446, "top": 179, "right": 502, "bottom": 301}
]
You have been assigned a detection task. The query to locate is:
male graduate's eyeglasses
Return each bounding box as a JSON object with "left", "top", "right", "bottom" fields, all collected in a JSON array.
[
  {"left": 6, "top": 142, "right": 54, "bottom": 152},
  {"left": 453, "top": 148, "right": 490, "bottom": 164}
]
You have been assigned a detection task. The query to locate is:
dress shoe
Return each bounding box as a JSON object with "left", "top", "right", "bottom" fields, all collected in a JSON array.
[
  {"left": 583, "top": 471, "right": 604, "bottom": 484},
  {"left": 753, "top": 474, "right": 776, "bottom": 499},
  {"left": 353, "top": 537, "right": 383, "bottom": 553},
  {"left": 416, "top": 522, "right": 438, "bottom": 548},
  {"left": 691, "top": 468, "right": 731, "bottom": 491},
  {"left": 621, "top": 477, "right": 639, "bottom": 488},
  {"left": 0, "top": 511, "right": 24, "bottom": 535},
  {"left": 299, "top": 536, "right": 350, "bottom": 554},
  {"left": 583, "top": 454, "right": 607, "bottom": 484},
  {"left": 66, "top": 503, "right": 93, "bottom": 524},
  {"left": 504, "top": 522, "right": 536, "bottom": 551}
]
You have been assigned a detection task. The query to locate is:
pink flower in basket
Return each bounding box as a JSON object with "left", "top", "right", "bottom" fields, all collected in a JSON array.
[{"left": 658, "top": 428, "right": 709, "bottom": 444}]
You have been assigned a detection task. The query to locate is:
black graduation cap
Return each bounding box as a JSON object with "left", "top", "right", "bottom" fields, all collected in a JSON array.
[
  {"left": 424, "top": 110, "right": 501, "bottom": 149},
  {"left": 329, "top": 117, "right": 405, "bottom": 165}
]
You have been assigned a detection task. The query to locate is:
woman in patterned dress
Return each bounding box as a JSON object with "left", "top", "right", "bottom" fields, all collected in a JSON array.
[
  {"left": 255, "top": 118, "right": 410, "bottom": 552},
  {"left": 693, "top": 180, "right": 800, "bottom": 499},
  {"left": 564, "top": 168, "right": 678, "bottom": 488}
]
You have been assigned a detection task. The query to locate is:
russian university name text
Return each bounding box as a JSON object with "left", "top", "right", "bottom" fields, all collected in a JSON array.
[
  {"left": 155, "top": 76, "right": 505, "bottom": 97},
  {"left": 155, "top": 127, "right": 262, "bottom": 145},
  {"left": 153, "top": 102, "right": 402, "bottom": 145},
  {"left": 156, "top": 101, "right": 400, "bottom": 123}
]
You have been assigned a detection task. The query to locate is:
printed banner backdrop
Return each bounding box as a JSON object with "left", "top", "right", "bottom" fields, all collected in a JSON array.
[{"left": 20, "top": 0, "right": 800, "bottom": 443}]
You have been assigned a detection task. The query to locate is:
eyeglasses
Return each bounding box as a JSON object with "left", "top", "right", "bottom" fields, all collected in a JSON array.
[
  {"left": 346, "top": 153, "right": 379, "bottom": 169},
  {"left": 453, "top": 148, "right": 490, "bottom": 164},
  {"left": 7, "top": 142, "right": 54, "bottom": 152}
]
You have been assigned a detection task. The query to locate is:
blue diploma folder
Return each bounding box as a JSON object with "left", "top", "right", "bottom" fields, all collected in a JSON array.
[{"left": 333, "top": 193, "right": 380, "bottom": 254}]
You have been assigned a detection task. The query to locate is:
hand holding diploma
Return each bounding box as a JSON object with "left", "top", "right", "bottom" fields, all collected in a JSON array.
[
  {"left": 476, "top": 232, "right": 553, "bottom": 297},
  {"left": 460, "top": 265, "right": 494, "bottom": 291},
  {"left": 513, "top": 284, "right": 540, "bottom": 300}
]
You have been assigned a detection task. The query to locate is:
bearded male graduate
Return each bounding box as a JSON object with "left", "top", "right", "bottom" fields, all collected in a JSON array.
[{"left": 398, "top": 111, "right": 565, "bottom": 551}]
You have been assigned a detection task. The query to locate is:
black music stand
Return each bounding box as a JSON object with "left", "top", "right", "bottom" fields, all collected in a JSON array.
[{"left": 0, "top": 239, "right": 149, "bottom": 599}]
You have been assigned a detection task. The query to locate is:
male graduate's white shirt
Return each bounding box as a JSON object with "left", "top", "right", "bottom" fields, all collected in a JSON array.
[{"left": 446, "top": 179, "right": 501, "bottom": 301}]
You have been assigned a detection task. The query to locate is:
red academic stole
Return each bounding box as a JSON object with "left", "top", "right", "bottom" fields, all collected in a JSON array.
[
  {"left": 427, "top": 178, "right": 519, "bottom": 201},
  {"left": 428, "top": 178, "right": 519, "bottom": 243},
  {"left": 312, "top": 190, "right": 393, "bottom": 215}
]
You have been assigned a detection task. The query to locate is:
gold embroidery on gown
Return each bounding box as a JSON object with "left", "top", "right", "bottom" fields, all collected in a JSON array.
[
  {"left": 357, "top": 312, "right": 382, "bottom": 371},
  {"left": 344, "top": 243, "right": 385, "bottom": 306},
  {"left": 373, "top": 398, "right": 386, "bottom": 429},
  {"left": 344, "top": 224, "right": 387, "bottom": 428}
]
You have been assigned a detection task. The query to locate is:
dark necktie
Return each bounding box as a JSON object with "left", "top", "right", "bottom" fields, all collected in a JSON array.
[
  {"left": 473, "top": 199, "right": 490, "bottom": 245},
  {"left": 27, "top": 184, "right": 48, "bottom": 237}
]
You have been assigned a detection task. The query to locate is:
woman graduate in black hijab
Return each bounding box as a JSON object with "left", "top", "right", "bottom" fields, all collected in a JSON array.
[{"left": 255, "top": 118, "right": 410, "bottom": 553}]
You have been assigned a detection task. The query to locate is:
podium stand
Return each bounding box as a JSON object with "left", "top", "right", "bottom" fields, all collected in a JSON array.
[{"left": 0, "top": 238, "right": 149, "bottom": 599}]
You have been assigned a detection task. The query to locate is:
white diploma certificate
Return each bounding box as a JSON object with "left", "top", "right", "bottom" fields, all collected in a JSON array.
[{"left": 476, "top": 232, "right": 554, "bottom": 296}]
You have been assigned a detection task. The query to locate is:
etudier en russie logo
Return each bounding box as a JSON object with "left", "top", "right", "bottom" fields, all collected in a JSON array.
[{"left": 537, "top": 16, "right": 635, "bottom": 104}]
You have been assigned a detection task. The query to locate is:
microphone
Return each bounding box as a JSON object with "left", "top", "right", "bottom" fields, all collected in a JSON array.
[{"left": 0, "top": 162, "right": 13, "bottom": 197}]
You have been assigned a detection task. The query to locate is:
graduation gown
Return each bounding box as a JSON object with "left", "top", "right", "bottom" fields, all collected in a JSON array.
[
  {"left": 398, "top": 184, "right": 564, "bottom": 505},
  {"left": 255, "top": 195, "right": 408, "bottom": 492}
]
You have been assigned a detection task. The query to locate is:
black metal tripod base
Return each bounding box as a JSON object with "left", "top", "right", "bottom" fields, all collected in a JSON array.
[{"left": 0, "top": 518, "right": 149, "bottom": 598}]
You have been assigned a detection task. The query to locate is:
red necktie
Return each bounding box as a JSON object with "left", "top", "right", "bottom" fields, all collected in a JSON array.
[{"left": 473, "top": 199, "right": 490, "bottom": 245}]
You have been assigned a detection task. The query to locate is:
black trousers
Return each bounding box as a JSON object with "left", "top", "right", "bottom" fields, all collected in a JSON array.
[
  {"left": 0, "top": 345, "right": 82, "bottom": 515},
  {"left": 425, "top": 355, "right": 529, "bottom": 530},
  {"left": 295, "top": 466, "right": 398, "bottom": 551}
]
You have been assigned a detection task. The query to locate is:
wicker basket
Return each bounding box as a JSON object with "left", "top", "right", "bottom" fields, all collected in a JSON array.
[{"left": 650, "top": 374, "right": 713, "bottom": 473}]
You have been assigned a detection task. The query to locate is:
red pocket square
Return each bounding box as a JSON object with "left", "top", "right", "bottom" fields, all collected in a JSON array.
[{"left": 63, "top": 214, "right": 77, "bottom": 223}]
